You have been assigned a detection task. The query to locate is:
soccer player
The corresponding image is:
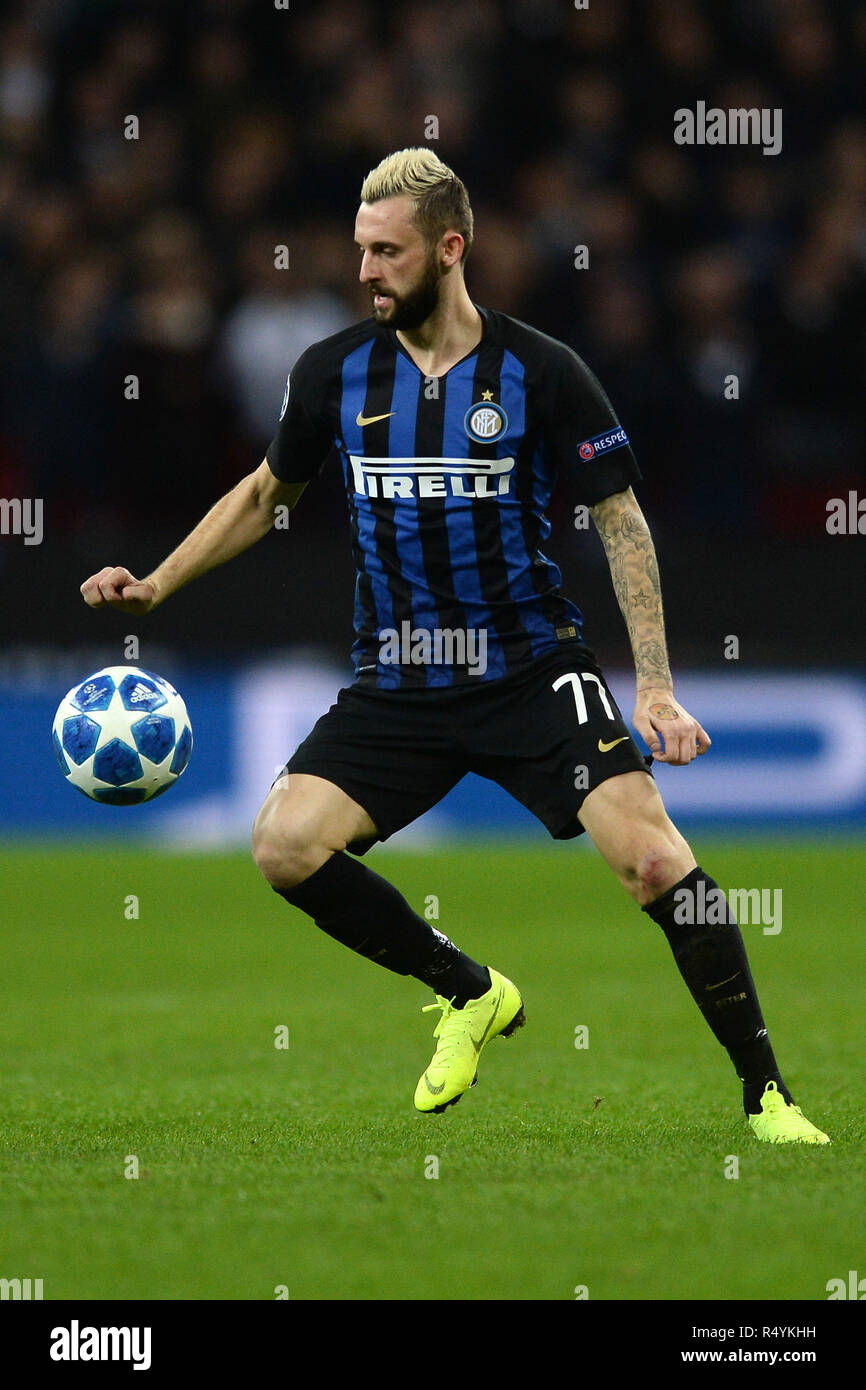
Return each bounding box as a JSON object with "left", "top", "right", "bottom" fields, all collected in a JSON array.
[{"left": 81, "top": 148, "right": 828, "bottom": 1144}]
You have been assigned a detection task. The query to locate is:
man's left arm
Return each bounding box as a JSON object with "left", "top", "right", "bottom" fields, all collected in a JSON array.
[{"left": 590, "top": 487, "right": 711, "bottom": 766}]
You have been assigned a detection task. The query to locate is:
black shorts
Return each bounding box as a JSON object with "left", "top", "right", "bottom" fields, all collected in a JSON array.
[{"left": 276, "top": 647, "right": 653, "bottom": 854}]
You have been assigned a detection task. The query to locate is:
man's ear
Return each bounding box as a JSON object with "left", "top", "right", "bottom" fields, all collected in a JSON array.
[{"left": 440, "top": 231, "right": 465, "bottom": 268}]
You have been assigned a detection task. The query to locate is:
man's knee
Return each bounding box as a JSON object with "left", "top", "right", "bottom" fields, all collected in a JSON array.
[
  {"left": 618, "top": 824, "right": 695, "bottom": 907},
  {"left": 251, "top": 802, "right": 342, "bottom": 892}
]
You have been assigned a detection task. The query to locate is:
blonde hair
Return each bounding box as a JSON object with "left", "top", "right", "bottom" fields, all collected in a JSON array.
[{"left": 360, "top": 147, "right": 474, "bottom": 261}]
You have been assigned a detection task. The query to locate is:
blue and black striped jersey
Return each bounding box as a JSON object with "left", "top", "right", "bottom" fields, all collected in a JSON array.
[{"left": 266, "top": 305, "right": 640, "bottom": 689}]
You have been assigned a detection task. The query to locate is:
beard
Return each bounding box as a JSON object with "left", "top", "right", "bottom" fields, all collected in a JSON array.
[{"left": 370, "top": 250, "right": 442, "bottom": 330}]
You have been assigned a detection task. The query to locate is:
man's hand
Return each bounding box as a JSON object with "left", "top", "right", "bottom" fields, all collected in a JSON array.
[
  {"left": 79, "top": 465, "right": 306, "bottom": 618},
  {"left": 633, "top": 688, "right": 711, "bottom": 765},
  {"left": 80, "top": 566, "right": 159, "bottom": 614}
]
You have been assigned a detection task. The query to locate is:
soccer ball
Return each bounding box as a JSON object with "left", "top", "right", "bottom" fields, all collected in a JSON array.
[{"left": 52, "top": 666, "right": 193, "bottom": 805}]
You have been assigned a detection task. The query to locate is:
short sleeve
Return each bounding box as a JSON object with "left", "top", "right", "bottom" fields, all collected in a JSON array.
[
  {"left": 545, "top": 345, "right": 641, "bottom": 506},
  {"left": 266, "top": 346, "right": 334, "bottom": 483}
]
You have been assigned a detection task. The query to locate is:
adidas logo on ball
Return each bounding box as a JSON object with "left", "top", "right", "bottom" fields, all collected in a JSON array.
[{"left": 128, "top": 682, "right": 154, "bottom": 704}]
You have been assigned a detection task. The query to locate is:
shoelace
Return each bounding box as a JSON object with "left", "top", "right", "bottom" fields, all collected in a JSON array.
[
  {"left": 422, "top": 995, "right": 456, "bottom": 1029},
  {"left": 763, "top": 1084, "right": 807, "bottom": 1121},
  {"left": 761, "top": 1089, "right": 809, "bottom": 1129},
  {"left": 758, "top": 1082, "right": 825, "bottom": 1140},
  {"left": 762, "top": 1085, "right": 785, "bottom": 1112},
  {"left": 421, "top": 995, "right": 463, "bottom": 1060}
]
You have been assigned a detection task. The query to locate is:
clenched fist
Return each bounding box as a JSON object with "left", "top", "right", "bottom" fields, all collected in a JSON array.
[
  {"left": 80, "top": 566, "right": 158, "bottom": 615},
  {"left": 632, "top": 689, "right": 711, "bottom": 766}
]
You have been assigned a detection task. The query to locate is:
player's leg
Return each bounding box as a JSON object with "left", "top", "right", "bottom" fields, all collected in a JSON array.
[
  {"left": 464, "top": 648, "right": 827, "bottom": 1141},
  {"left": 578, "top": 771, "right": 829, "bottom": 1142},
  {"left": 252, "top": 770, "right": 377, "bottom": 888},
  {"left": 574, "top": 768, "right": 694, "bottom": 905},
  {"left": 252, "top": 770, "right": 491, "bottom": 1006},
  {"left": 253, "top": 684, "right": 526, "bottom": 1115}
]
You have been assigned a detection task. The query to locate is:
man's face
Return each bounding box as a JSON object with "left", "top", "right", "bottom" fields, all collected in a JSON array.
[{"left": 355, "top": 196, "right": 443, "bottom": 330}]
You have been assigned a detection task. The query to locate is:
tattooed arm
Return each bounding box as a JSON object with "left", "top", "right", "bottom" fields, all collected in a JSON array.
[{"left": 590, "top": 487, "right": 710, "bottom": 765}]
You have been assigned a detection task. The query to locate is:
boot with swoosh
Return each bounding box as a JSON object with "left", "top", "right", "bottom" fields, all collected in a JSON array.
[{"left": 414, "top": 968, "right": 525, "bottom": 1114}]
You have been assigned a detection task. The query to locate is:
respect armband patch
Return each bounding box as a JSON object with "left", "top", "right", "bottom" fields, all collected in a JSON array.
[{"left": 577, "top": 426, "right": 629, "bottom": 461}]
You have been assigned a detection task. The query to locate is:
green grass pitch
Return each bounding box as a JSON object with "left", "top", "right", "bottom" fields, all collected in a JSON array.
[{"left": 0, "top": 840, "right": 861, "bottom": 1301}]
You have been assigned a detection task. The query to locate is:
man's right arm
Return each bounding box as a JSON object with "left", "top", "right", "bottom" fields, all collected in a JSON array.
[{"left": 80, "top": 459, "right": 306, "bottom": 614}]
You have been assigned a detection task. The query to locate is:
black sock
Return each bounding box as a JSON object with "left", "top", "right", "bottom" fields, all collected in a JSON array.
[
  {"left": 275, "top": 851, "right": 491, "bottom": 1007},
  {"left": 643, "top": 866, "right": 793, "bottom": 1114}
]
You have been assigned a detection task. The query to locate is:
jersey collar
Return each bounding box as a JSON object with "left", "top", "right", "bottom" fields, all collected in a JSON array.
[{"left": 384, "top": 302, "right": 490, "bottom": 380}]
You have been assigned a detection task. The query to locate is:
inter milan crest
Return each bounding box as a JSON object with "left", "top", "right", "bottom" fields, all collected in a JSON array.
[{"left": 464, "top": 397, "right": 508, "bottom": 443}]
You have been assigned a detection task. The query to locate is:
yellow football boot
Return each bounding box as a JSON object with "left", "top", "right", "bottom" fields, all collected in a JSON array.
[
  {"left": 414, "top": 967, "right": 525, "bottom": 1114},
  {"left": 748, "top": 1080, "right": 831, "bottom": 1145}
]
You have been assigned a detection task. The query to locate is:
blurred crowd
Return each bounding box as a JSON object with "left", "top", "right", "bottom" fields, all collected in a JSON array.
[{"left": 0, "top": 0, "right": 864, "bottom": 544}]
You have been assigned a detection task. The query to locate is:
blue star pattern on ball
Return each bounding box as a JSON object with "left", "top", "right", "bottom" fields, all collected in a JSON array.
[{"left": 52, "top": 666, "right": 193, "bottom": 804}]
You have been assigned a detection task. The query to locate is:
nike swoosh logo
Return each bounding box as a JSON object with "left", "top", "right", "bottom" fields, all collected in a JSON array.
[
  {"left": 706, "top": 973, "right": 741, "bottom": 991},
  {"left": 598, "top": 736, "right": 629, "bottom": 753},
  {"left": 423, "top": 1073, "right": 446, "bottom": 1095},
  {"left": 356, "top": 410, "right": 396, "bottom": 426},
  {"left": 469, "top": 985, "right": 504, "bottom": 1053}
]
